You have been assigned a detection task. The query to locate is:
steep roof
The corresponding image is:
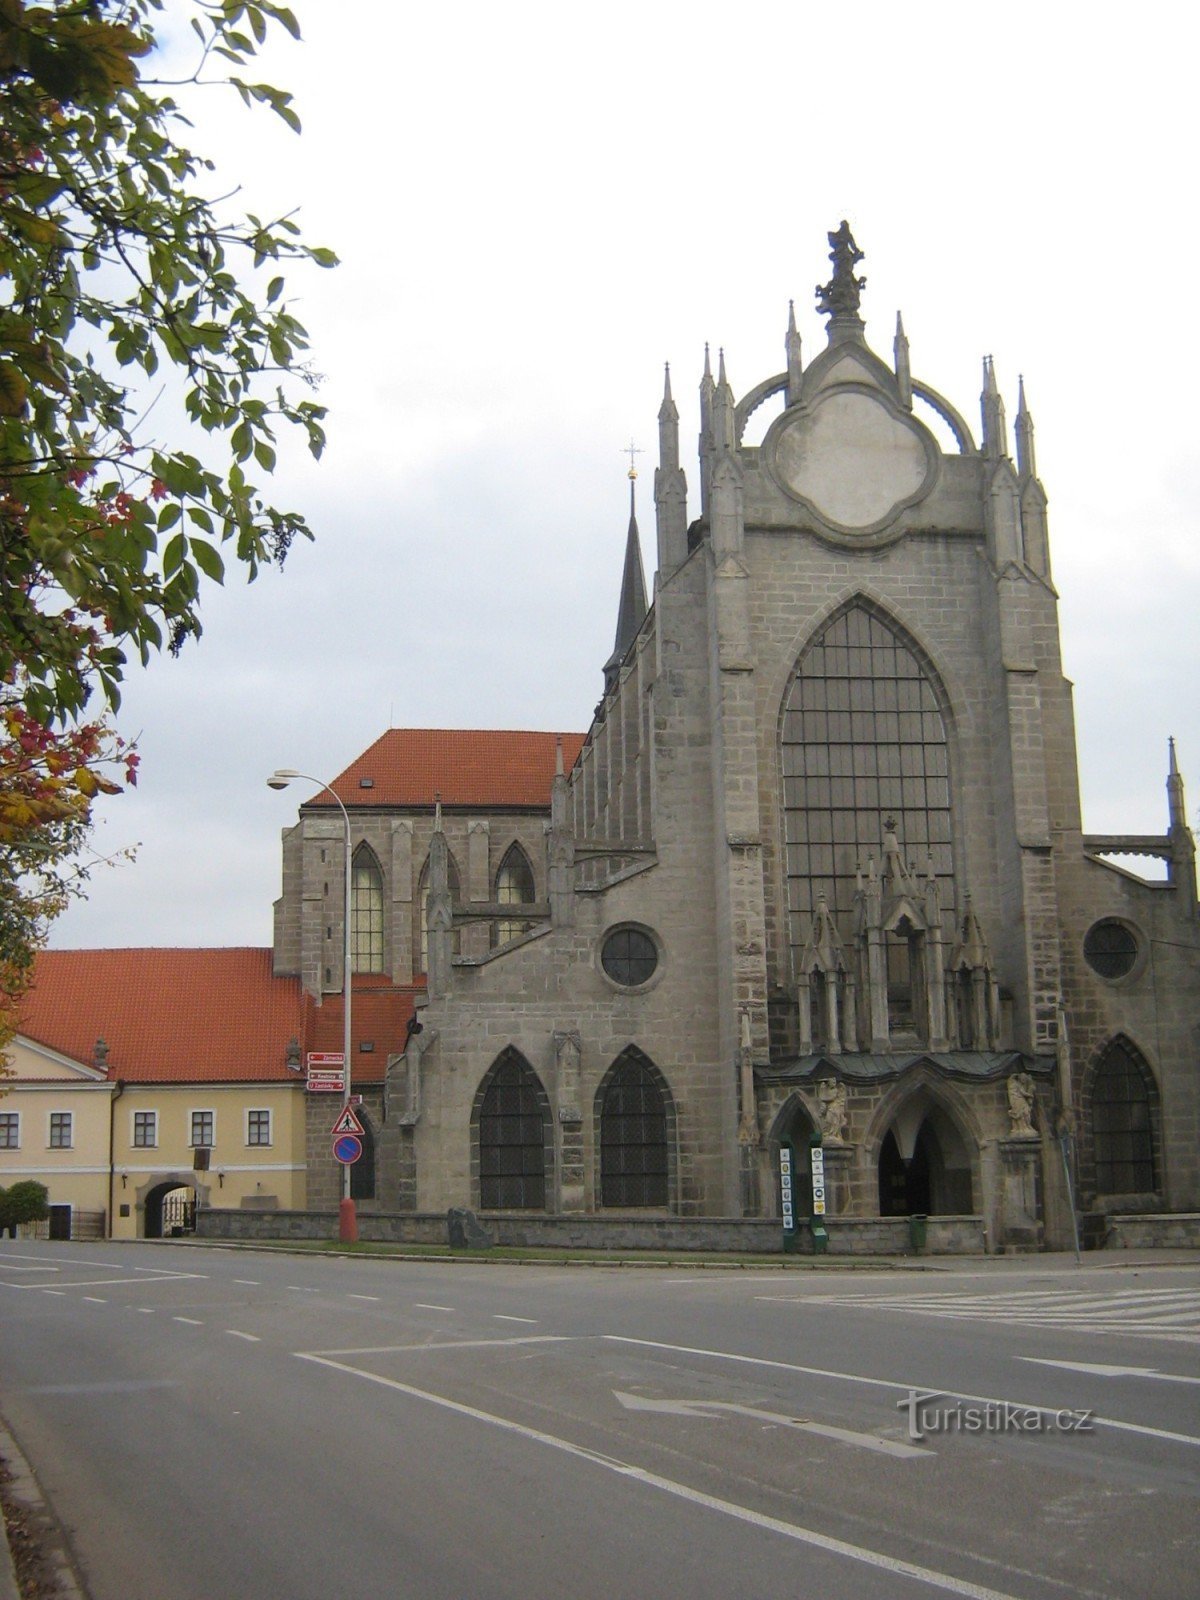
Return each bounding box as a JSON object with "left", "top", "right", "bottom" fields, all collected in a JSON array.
[
  {"left": 310, "top": 728, "right": 585, "bottom": 810},
  {"left": 19, "top": 948, "right": 306, "bottom": 1083},
  {"left": 302, "top": 976, "right": 424, "bottom": 1085}
]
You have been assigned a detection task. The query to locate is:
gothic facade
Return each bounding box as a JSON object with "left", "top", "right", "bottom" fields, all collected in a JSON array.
[{"left": 273, "top": 226, "right": 1199, "bottom": 1251}]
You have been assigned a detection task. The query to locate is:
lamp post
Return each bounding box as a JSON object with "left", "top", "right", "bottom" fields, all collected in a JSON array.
[{"left": 267, "top": 768, "right": 357, "bottom": 1242}]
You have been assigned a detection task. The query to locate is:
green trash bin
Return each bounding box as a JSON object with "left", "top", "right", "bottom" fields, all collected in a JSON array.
[{"left": 908, "top": 1213, "right": 927, "bottom": 1252}]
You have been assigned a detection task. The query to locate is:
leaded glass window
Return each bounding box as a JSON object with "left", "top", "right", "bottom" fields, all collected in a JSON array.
[
  {"left": 494, "top": 844, "right": 535, "bottom": 946},
  {"left": 1091, "top": 1041, "right": 1156, "bottom": 1195},
  {"left": 600, "top": 1054, "right": 669, "bottom": 1207},
  {"left": 477, "top": 1054, "right": 547, "bottom": 1210},
  {"left": 782, "top": 604, "right": 955, "bottom": 970},
  {"left": 1083, "top": 920, "right": 1139, "bottom": 980},
  {"left": 351, "top": 845, "right": 385, "bottom": 973}
]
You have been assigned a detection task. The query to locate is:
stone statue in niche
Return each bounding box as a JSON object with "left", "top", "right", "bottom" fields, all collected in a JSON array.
[
  {"left": 1006, "top": 1070, "right": 1038, "bottom": 1138},
  {"left": 817, "top": 1078, "right": 848, "bottom": 1143}
]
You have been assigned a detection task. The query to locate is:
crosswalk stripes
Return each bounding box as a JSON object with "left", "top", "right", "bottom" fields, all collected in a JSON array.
[{"left": 756, "top": 1285, "right": 1200, "bottom": 1343}]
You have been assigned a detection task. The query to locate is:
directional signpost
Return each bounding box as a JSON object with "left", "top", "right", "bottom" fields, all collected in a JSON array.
[
  {"left": 779, "top": 1142, "right": 797, "bottom": 1252},
  {"left": 306, "top": 1052, "right": 346, "bottom": 1094},
  {"left": 809, "top": 1140, "right": 829, "bottom": 1253}
]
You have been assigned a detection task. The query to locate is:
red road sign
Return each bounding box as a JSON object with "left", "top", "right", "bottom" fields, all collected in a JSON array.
[
  {"left": 306, "top": 1070, "right": 345, "bottom": 1094},
  {"left": 331, "top": 1104, "right": 365, "bottom": 1138},
  {"left": 307, "top": 1052, "right": 345, "bottom": 1067}
]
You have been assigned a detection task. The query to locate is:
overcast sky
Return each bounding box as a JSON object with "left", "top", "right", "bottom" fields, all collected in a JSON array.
[{"left": 50, "top": 0, "right": 1199, "bottom": 950}]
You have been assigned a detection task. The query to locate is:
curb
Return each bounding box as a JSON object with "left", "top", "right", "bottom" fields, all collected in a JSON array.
[{"left": 0, "top": 1418, "right": 87, "bottom": 1600}]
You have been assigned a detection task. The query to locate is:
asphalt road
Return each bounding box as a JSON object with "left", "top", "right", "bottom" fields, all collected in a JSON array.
[{"left": 1, "top": 1244, "right": 1197, "bottom": 1600}]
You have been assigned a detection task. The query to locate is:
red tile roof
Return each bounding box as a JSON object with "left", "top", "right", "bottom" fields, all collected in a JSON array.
[
  {"left": 309, "top": 728, "right": 586, "bottom": 810},
  {"left": 302, "top": 976, "right": 424, "bottom": 1084},
  {"left": 20, "top": 949, "right": 306, "bottom": 1083}
]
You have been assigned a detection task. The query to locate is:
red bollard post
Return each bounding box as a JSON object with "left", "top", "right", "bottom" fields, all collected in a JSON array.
[{"left": 339, "top": 1197, "right": 358, "bottom": 1243}]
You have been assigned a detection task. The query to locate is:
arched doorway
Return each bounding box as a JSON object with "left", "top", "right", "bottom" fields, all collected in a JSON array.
[
  {"left": 144, "top": 1181, "right": 196, "bottom": 1239},
  {"left": 350, "top": 1115, "right": 376, "bottom": 1202},
  {"left": 775, "top": 1099, "right": 820, "bottom": 1219},
  {"left": 877, "top": 1096, "right": 974, "bottom": 1216}
]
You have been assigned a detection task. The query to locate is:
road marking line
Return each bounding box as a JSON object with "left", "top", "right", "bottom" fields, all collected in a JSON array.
[
  {"left": 5, "top": 1273, "right": 207, "bottom": 1291},
  {"left": 494, "top": 1314, "right": 538, "bottom": 1324},
  {"left": 414, "top": 1303, "right": 454, "bottom": 1312},
  {"left": 0, "top": 1264, "right": 59, "bottom": 1273},
  {"left": 1021, "top": 1358, "right": 1200, "bottom": 1385},
  {"left": 136, "top": 1308, "right": 154, "bottom": 1314},
  {"left": 612, "top": 1392, "right": 932, "bottom": 1458},
  {"left": 288, "top": 1285, "right": 319, "bottom": 1293},
  {"left": 305, "top": 1336, "right": 570, "bottom": 1357},
  {"left": 233, "top": 1279, "right": 261, "bottom": 1286},
  {"left": 226, "top": 1330, "right": 260, "bottom": 1342},
  {"left": 82, "top": 1296, "right": 106, "bottom": 1304},
  {"left": 42, "top": 1290, "right": 65, "bottom": 1297},
  {"left": 602, "top": 1336, "right": 1200, "bottom": 1451},
  {"left": 24, "top": 1379, "right": 180, "bottom": 1396},
  {"left": 173, "top": 1316, "right": 203, "bottom": 1326},
  {"left": 294, "top": 1352, "right": 1026, "bottom": 1600},
  {"left": 348, "top": 1294, "right": 379, "bottom": 1302}
]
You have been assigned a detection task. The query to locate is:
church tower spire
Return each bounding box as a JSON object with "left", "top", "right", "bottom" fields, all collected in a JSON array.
[
  {"left": 604, "top": 458, "right": 648, "bottom": 692},
  {"left": 894, "top": 311, "right": 912, "bottom": 409}
]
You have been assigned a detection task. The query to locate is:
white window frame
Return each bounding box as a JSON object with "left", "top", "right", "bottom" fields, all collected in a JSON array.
[
  {"left": 131, "top": 1109, "right": 159, "bottom": 1149},
  {"left": 48, "top": 1110, "right": 74, "bottom": 1150},
  {"left": 189, "top": 1109, "right": 216, "bottom": 1149},
  {"left": 0, "top": 1111, "right": 19, "bottom": 1150},
  {"left": 245, "top": 1108, "right": 272, "bottom": 1148}
]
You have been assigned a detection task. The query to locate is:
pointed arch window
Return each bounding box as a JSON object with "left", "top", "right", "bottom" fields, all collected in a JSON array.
[
  {"left": 782, "top": 603, "right": 955, "bottom": 972},
  {"left": 1090, "top": 1040, "right": 1157, "bottom": 1195},
  {"left": 493, "top": 843, "right": 536, "bottom": 947},
  {"left": 599, "top": 1052, "right": 669, "bottom": 1208},
  {"left": 351, "top": 845, "right": 385, "bottom": 974},
  {"left": 477, "top": 1052, "right": 548, "bottom": 1210}
]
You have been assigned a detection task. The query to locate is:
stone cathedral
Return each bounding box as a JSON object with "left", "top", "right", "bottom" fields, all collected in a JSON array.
[{"left": 273, "top": 225, "right": 1199, "bottom": 1252}]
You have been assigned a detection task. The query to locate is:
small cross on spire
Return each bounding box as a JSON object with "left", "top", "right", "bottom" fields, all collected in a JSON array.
[{"left": 622, "top": 438, "right": 644, "bottom": 480}]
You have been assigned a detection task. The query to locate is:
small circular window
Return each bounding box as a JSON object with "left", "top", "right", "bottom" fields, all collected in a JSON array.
[
  {"left": 601, "top": 926, "right": 658, "bottom": 988},
  {"left": 1083, "top": 920, "right": 1139, "bottom": 980}
]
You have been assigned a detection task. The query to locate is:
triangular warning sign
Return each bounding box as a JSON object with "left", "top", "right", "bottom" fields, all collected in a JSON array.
[{"left": 331, "top": 1105, "right": 365, "bottom": 1137}]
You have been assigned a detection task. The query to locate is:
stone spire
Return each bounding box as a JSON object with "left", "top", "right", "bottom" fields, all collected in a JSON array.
[
  {"left": 786, "top": 299, "right": 803, "bottom": 403},
  {"left": 894, "top": 311, "right": 912, "bottom": 408},
  {"left": 981, "top": 355, "right": 1008, "bottom": 460},
  {"left": 604, "top": 466, "right": 648, "bottom": 691},
  {"left": 815, "top": 220, "right": 866, "bottom": 344},
  {"left": 1015, "top": 374, "right": 1036, "bottom": 480},
  {"left": 655, "top": 362, "right": 688, "bottom": 576},
  {"left": 698, "top": 343, "right": 715, "bottom": 517}
]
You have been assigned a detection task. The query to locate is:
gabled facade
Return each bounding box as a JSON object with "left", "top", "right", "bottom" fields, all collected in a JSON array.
[
  {"left": 4, "top": 948, "right": 312, "bottom": 1238},
  {"left": 268, "top": 224, "right": 1198, "bottom": 1249}
]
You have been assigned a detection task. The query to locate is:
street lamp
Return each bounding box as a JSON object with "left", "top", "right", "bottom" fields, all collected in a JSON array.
[{"left": 267, "top": 768, "right": 357, "bottom": 1242}]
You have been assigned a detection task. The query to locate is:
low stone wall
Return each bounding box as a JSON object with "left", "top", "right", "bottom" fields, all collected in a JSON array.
[
  {"left": 1104, "top": 1213, "right": 1200, "bottom": 1250},
  {"left": 196, "top": 1208, "right": 986, "bottom": 1255}
]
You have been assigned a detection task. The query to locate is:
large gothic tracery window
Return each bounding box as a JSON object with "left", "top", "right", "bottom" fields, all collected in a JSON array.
[
  {"left": 782, "top": 603, "right": 956, "bottom": 972},
  {"left": 1089, "top": 1040, "right": 1157, "bottom": 1196},
  {"left": 476, "top": 1051, "right": 549, "bottom": 1210},
  {"left": 598, "top": 1051, "right": 671, "bottom": 1208},
  {"left": 351, "top": 845, "right": 385, "bottom": 974},
  {"left": 493, "top": 843, "right": 536, "bottom": 947}
]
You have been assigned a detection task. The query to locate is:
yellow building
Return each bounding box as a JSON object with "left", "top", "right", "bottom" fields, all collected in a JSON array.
[
  {"left": 1, "top": 1035, "right": 114, "bottom": 1238},
  {"left": 5, "top": 948, "right": 309, "bottom": 1238}
]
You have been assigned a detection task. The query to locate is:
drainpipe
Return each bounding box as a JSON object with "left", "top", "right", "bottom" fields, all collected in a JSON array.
[{"left": 107, "top": 1080, "right": 124, "bottom": 1239}]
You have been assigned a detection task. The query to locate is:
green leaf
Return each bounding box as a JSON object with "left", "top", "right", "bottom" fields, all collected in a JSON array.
[{"left": 191, "top": 539, "right": 226, "bottom": 583}]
